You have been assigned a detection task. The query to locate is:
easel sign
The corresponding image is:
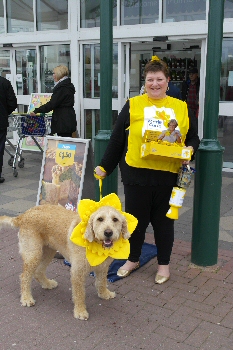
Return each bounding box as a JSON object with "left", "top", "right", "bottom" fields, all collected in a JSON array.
[
  {"left": 36, "top": 136, "right": 95, "bottom": 211},
  {"left": 21, "top": 93, "right": 52, "bottom": 151}
]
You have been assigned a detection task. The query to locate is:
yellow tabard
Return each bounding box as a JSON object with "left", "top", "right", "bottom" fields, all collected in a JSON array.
[{"left": 125, "top": 94, "right": 189, "bottom": 174}]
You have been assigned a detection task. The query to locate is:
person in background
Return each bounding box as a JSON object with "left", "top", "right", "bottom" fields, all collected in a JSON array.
[
  {"left": 30, "top": 65, "right": 77, "bottom": 138},
  {"left": 167, "top": 78, "right": 182, "bottom": 100},
  {"left": 95, "top": 57, "right": 200, "bottom": 285},
  {"left": 182, "top": 67, "right": 200, "bottom": 118},
  {"left": 0, "top": 76, "right": 17, "bottom": 183}
]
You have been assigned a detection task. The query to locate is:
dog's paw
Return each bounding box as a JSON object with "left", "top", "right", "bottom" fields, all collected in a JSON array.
[
  {"left": 98, "top": 290, "right": 116, "bottom": 300},
  {"left": 42, "top": 279, "right": 58, "bottom": 289},
  {"left": 74, "top": 308, "right": 89, "bottom": 321},
  {"left": 20, "top": 297, "right": 36, "bottom": 307}
]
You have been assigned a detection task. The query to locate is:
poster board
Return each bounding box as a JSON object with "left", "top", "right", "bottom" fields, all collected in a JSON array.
[
  {"left": 36, "top": 136, "right": 95, "bottom": 211},
  {"left": 21, "top": 93, "right": 52, "bottom": 151},
  {"left": 28, "top": 93, "right": 52, "bottom": 114}
]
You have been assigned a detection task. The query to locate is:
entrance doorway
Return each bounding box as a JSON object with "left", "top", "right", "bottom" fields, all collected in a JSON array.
[
  {"left": 0, "top": 47, "right": 37, "bottom": 111},
  {"left": 129, "top": 40, "right": 201, "bottom": 99}
]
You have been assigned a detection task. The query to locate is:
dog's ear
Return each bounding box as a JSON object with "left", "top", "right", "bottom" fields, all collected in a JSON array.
[
  {"left": 121, "top": 217, "right": 131, "bottom": 240},
  {"left": 84, "top": 215, "right": 95, "bottom": 242}
]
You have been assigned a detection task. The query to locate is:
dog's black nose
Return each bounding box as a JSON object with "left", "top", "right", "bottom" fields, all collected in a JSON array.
[{"left": 104, "top": 229, "right": 113, "bottom": 238}]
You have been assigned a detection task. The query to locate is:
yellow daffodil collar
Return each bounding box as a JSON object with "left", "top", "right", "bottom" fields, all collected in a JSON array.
[{"left": 70, "top": 193, "right": 138, "bottom": 266}]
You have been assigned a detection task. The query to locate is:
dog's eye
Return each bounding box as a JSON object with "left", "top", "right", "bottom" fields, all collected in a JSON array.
[
  {"left": 97, "top": 217, "right": 103, "bottom": 222},
  {"left": 113, "top": 217, "right": 118, "bottom": 222}
]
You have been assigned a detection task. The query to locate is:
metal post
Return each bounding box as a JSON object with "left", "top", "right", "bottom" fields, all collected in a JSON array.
[
  {"left": 94, "top": 0, "right": 118, "bottom": 200},
  {"left": 191, "top": 0, "right": 225, "bottom": 266}
]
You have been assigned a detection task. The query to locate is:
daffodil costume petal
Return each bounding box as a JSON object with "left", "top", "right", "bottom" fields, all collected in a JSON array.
[
  {"left": 70, "top": 193, "right": 138, "bottom": 266},
  {"left": 122, "top": 212, "right": 138, "bottom": 234}
]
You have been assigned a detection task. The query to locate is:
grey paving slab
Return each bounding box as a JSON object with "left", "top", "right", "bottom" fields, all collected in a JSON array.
[
  {"left": 1, "top": 199, "right": 36, "bottom": 213},
  {"left": 0, "top": 195, "right": 16, "bottom": 205},
  {"left": 2, "top": 188, "right": 37, "bottom": 199}
]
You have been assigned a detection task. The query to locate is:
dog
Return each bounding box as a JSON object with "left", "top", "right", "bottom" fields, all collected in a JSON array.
[{"left": 0, "top": 204, "right": 131, "bottom": 320}]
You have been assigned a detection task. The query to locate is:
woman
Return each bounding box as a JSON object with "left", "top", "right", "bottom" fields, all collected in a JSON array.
[
  {"left": 95, "top": 58, "right": 200, "bottom": 284},
  {"left": 30, "top": 65, "right": 77, "bottom": 138},
  {"left": 158, "top": 119, "right": 182, "bottom": 143}
]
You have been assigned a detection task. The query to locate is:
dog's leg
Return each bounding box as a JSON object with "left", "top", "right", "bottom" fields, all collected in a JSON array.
[
  {"left": 19, "top": 239, "right": 43, "bottom": 307},
  {"left": 94, "top": 262, "right": 116, "bottom": 300},
  {"left": 34, "top": 246, "right": 58, "bottom": 289},
  {"left": 70, "top": 263, "right": 89, "bottom": 320}
]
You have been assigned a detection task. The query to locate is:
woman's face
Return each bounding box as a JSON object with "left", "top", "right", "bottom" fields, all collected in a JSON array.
[
  {"left": 168, "top": 122, "right": 177, "bottom": 132},
  {"left": 145, "top": 71, "right": 168, "bottom": 99},
  {"left": 53, "top": 71, "right": 58, "bottom": 82}
]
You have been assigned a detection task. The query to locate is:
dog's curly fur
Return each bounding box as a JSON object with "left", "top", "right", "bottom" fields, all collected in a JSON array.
[{"left": 0, "top": 204, "right": 131, "bottom": 320}]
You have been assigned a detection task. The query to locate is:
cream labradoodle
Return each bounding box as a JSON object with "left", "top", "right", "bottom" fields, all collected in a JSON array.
[{"left": 0, "top": 204, "right": 131, "bottom": 320}]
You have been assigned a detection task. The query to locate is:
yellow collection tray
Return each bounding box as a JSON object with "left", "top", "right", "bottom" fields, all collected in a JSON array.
[{"left": 141, "top": 141, "right": 192, "bottom": 161}]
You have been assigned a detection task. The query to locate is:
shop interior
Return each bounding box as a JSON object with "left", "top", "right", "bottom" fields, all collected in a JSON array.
[{"left": 129, "top": 39, "right": 201, "bottom": 97}]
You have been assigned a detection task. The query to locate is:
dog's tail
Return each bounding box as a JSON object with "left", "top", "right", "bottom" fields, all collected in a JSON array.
[{"left": 0, "top": 216, "right": 17, "bottom": 230}]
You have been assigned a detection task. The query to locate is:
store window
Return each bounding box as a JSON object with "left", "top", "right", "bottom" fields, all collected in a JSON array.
[
  {"left": 0, "top": 49, "right": 10, "bottom": 77},
  {"left": 163, "top": 0, "right": 206, "bottom": 22},
  {"left": 83, "top": 43, "right": 118, "bottom": 98},
  {"left": 80, "top": 0, "right": 117, "bottom": 28},
  {"left": 85, "top": 109, "right": 118, "bottom": 142},
  {"left": 121, "top": 0, "right": 159, "bottom": 25},
  {"left": 220, "top": 39, "right": 233, "bottom": 102},
  {"left": 6, "top": 0, "right": 34, "bottom": 33},
  {"left": 36, "top": 0, "right": 68, "bottom": 31},
  {"left": 40, "top": 44, "right": 70, "bottom": 93},
  {"left": 0, "top": 1, "right": 4, "bottom": 34},
  {"left": 219, "top": 39, "right": 233, "bottom": 165},
  {"left": 225, "top": 0, "right": 233, "bottom": 18},
  {"left": 16, "top": 49, "right": 37, "bottom": 95}
]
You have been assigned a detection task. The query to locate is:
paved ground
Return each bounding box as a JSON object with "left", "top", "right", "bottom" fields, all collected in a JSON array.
[{"left": 1, "top": 148, "right": 233, "bottom": 350}]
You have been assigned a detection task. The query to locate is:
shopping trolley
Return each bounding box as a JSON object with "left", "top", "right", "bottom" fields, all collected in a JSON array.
[{"left": 6, "top": 113, "right": 51, "bottom": 177}]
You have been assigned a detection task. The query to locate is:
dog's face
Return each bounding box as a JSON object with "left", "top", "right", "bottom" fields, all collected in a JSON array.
[{"left": 84, "top": 206, "right": 130, "bottom": 248}]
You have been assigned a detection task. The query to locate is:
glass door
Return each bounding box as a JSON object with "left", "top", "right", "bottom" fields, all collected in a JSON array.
[
  {"left": 81, "top": 43, "right": 119, "bottom": 142},
  {"left": 0, "top": 50, "right": 11, "bottom": 78},
  {"left": 0, "top": 47, "right": 37, "bottom": 104},
  {"left": 15, "top": 49, "right": 37, "bottom": 97}
]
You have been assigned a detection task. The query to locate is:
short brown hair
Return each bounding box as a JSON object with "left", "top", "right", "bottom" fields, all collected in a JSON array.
[
  {"left": 53, "top": 65, "right": 69, "bottom": 80},
  {"left": 144, "top": 59, "right": 169, "bottom": 79}
]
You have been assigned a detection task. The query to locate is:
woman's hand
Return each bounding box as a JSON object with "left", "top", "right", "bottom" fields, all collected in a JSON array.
[
  {"left": 30, "top": 112, "right": 36, "bottom": 116},
  {"left": 94, "top": 166, "right": 107, "bottom": 179}
]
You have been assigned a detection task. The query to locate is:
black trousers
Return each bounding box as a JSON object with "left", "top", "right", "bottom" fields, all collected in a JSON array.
[
  {"left": 0, "top": 129, "right": 7, "bottom": 175},
  {"left": 124, "top": 184, "right": 174, "bottom": 265}
]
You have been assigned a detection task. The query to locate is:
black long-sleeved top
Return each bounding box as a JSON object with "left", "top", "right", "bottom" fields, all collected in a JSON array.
[{"left": 100, "top": 100, "right": 200, "bottom": 187}]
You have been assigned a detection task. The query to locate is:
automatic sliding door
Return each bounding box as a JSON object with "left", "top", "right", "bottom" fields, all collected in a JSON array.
[{"left": 15, "top": 49, "right": 37, "bottom": 95}]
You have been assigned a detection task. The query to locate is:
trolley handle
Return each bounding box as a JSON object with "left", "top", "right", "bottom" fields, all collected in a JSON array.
[{"left": 11, "top": 112, "right": 51, "bottom": 119}]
